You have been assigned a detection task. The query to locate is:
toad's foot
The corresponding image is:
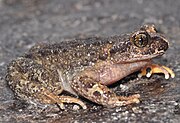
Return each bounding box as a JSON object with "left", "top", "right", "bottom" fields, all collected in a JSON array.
[
  {"left": 118, "top": 94, "right": 140, "bottom": 105},
  {"left": 39, "top": 89, "right": 87, "bottom": 109},
  {"left": 138, "top": 64, "right": 175, "bottom": 79},
  {"left": 72, "top": 75, "right": 140, "bottom": 107}
]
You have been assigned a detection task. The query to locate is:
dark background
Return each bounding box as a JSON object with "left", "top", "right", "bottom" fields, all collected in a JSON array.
[{"left": 0, "top": 0, "right": 179, "bottom": 122}]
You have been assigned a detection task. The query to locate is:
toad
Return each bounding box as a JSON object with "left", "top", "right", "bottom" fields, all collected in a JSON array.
[{"left": 6, "top": 25, "right": 175, "bottom": 109}]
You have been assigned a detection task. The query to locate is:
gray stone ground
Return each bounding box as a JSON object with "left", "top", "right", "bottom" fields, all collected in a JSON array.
[{"left": 0, "top": 0, "right": 179, "bottom": 122}]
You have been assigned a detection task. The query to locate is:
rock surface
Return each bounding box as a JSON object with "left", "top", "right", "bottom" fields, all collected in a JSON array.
[{"left": 0, "top": 0, "right": 179, "bottom": 122}]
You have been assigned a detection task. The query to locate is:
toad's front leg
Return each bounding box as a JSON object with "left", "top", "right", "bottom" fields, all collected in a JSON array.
[{"left": 71, "top": 71, "right": 140, "bottom": 107}]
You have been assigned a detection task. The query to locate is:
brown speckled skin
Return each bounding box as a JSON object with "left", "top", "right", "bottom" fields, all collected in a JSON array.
[{"left": 6, "top": 25, "right": 169, "bottom": 109}]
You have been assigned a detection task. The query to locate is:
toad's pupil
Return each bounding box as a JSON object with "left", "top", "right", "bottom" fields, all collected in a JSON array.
[{"left": 139, "top": 35, "right": 146, "bottom": 45}]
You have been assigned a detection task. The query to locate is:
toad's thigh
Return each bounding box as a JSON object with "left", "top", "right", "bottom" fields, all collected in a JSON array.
[{"left": 6, "top": 57, "right": 63, "bottom": 99}]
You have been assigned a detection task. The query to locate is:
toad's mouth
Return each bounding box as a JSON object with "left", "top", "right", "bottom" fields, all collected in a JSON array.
[{"left": 117, "top": 52, "right": 164, "bottom": 64}]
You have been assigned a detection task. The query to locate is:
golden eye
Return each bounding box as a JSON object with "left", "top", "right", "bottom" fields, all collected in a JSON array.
[{"left": 131, "top": 32, "right": 150, "bottom": 48}]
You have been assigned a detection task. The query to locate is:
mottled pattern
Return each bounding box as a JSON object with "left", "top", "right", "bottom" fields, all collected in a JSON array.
[{"left": 6, "top": 25, "right": 170, "bottom": 109}]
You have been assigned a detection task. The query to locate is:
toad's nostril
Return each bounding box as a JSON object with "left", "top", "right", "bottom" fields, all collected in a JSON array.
[
  {"left": 152, "top": 35, "right": 169, "bottom": 52},
  {"left": 158, "top": 39, "right": 169, "bottom": 51}
]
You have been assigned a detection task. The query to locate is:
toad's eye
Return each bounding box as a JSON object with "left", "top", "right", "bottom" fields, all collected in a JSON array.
[{"left": 131, "top": 31, "right": 150, "bottom": 48}]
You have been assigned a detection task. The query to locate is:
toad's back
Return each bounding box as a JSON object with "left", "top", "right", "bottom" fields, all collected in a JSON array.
[{"left": 22, "top": 36, "right": 125, "bottom": 71}]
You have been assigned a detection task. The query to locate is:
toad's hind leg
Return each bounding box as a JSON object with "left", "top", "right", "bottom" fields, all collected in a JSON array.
[
  {"left": 71, "top": 73, "right": 140, "bottom": 107},
  {"left": 34, "top": 88, "right": 87, "bottom": 109},
  {"left": 6, "top": 57, "right": 86, "bottom": 109}
]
